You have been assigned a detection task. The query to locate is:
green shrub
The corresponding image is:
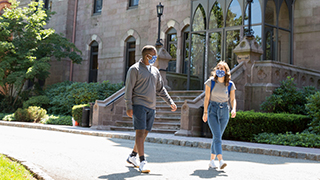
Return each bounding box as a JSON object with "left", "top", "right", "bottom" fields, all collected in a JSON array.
[
  {"left": 260, "top": 76, "right": 317, "bottom": 115},
  {"left": 27, "top": 106, "right": 47, "bottom": 123},
  {"left": 13, "top": 106, "right": 47, "bottom": 122},
  {"left": 254, "top": 132, "right": 320, "bottom": 148},
  {"left": 72, "top": 104, "right": 90, "bottom": 125},
  {"left": 3, "top": 114, "right": 15, "bottom": 121},
  {"left": 45, "top": 81, "right": 123, "bottom": 115},
  {"left": 305, "top": 91, "right": 320, "bottom": 134},
  {"left": 23, "top": 95, "right": 50, "bottom": 109},
  {"left": 223, "top": 111, "right": 312, "bottom": 141},
  {"left": 0, "top": 113, "right": 9, "bottom": 120},
  {"left": 14, "top": 108, "right": 32, "bottom": 122},
  {"left": 41, "top": 115, "right": 72, "bottom": 126}
]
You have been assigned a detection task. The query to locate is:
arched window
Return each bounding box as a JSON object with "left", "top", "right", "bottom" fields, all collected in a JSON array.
[
  {"left": 89, "top": 41, "right": 98, "bottom": 83},
  {"left": 192, "top": 5, "right": 206, "bottom": 31},
  {"left": 226, "top": 0, "right": 242, "bottom": 27},
  {"left": 188, "top": 0, "right": 293, "bottom": 90},
  {"left": 264, "top": 0, "right": 292, "bottom": 63},
  {"left": 124, "top": 36, "right": 136, "bottom": 81},
  {"left": 166, "top": 28, "right": 177, "bottom": 72},
  {"left": 209, "top": 2, "right": 223, "bottom": 29}
]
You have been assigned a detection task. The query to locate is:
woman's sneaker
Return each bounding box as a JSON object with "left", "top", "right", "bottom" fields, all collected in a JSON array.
[
  {"left": 127, "top": 155, "right": 139, "bottom": 168},
  {"left": 139, "top": 161, "right": 150, "bottom": 173},
  {"left": 219, "top": 160, "right": 227, "bottom": 169},
  {"left": 209, "top": 160, "right": 218, "bottom": 169}
]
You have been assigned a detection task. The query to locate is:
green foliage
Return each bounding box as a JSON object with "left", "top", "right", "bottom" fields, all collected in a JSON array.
[
  {"left": 0, "top": 0, "right": 82, "bottom": 112},
  {"left": 41, "top": 114, "right": 72, "bottom": 126},
  {"left": 254, "top": 132, "right": 320, "bottom": 148},
  {"left": 45, "top": 81, "right": 123, "bottom": 115},
  {"left": 23, "top": 95, "right": 50, "bottom": 109},
  {"left": 72, "top": 104, "right": 89, "bottom": 125},
  {"left": 0, "top": 113, "right": 9, "bottom": 120},
  {"left": 13, "top": 106, "right": 46, "bottom": 122},
  {"left": 27, "top": 106, "right": 47, "bottom": 123},
  {"left": 224, "top": 110, "right": 312, "bottom": 141},
  {"left": 14, "top": 108, "right": 31, "bottom": 122},
  {"left": 260, "top": 77, "right": 317, "bottom": 115},
  {"left": 305, "top": 91, "right": 320, "bottom": 134},
  {"left": 3, "top": 114, "right": 15, "bottom": 121}
]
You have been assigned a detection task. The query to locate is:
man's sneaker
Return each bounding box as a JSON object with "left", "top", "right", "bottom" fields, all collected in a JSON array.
[
  {"left": 209, "top": 160, "right": 218, "bottom": 169},
  {"left": 127, "top": 155, "right": 139, "bottom": 168},
  {"left": 219, "top": 160, "right": 227, "bottom": 169},
  {"left": 139, "top": 161, "right": 150, "bottom": 173}
]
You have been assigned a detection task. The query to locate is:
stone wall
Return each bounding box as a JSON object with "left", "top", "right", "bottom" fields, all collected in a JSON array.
[
  {"left": 294, "top": 0, "right": 320, "bottom": 71},
  {"left": 71, "top": 0, "right": 191, "bottom": 84}
]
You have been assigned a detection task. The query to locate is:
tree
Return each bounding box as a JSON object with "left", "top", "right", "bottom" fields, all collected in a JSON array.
[{"left": 0, "top": 0, "right": 82, "bottom": 112}]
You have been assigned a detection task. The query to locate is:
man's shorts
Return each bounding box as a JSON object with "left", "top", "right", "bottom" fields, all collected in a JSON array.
[{"left": 132, "top": 105, "right": 155, "bottom": 131}]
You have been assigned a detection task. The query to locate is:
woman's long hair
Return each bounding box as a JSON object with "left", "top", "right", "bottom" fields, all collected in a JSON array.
[{"left": 210, "top": 61, "right": 231, "bottom": 86}]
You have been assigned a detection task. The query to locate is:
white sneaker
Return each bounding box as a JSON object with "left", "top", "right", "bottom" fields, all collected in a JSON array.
[
  {"left": 219, "top": 160, "right": 227, "bottom": 169},
  {"left": 139, "top": 160, "right": 150, "bottom": 173},
  {"left": 127, "top": 155, "right": 139, "bottom": 168},
  {"left": 209, "top": 160, "right": 218, "bottom": 169}
]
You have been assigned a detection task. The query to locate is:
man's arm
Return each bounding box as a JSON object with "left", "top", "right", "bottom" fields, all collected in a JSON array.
[
  {"left": 155, "top": 71, "right": 176, "bottom": 111},
  {"left": 124, "top": 68, "right": 136, "bottom": 117}
]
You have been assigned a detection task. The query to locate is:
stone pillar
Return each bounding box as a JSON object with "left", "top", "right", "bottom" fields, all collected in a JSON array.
[
  {"left": 233, "top": 35, "right": 263, "bottom": 110},
  {"left": 154, "top": 46, "right": 172, "bottom": 90}
]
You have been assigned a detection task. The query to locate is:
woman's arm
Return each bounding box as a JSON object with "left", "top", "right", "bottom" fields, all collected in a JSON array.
[
  {"left": 202, "top": 85, "right": 211, "bottom": 122},
  {"left": 229, "top": 89, "right": 237, "bottom": 118}
]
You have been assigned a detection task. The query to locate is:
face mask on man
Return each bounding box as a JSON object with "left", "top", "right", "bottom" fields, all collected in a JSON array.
[
  {"left": 148, "top": 54, "right": 157, "bottom": 65},
  {"left": 216, "top": 69, "right": 225, "bottom": 77}
]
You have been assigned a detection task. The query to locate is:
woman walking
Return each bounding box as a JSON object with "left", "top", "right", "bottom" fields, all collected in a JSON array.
[{"left": 202, "top": 61, "right": 237, "bottom": 169}]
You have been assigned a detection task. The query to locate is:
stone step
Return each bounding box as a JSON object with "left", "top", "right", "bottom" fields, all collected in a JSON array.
[
  {"left": 109, "top": 125, "right": 178, "bottom": 134},
  {"left": 115, "top": 120, "right": 180, "bottom": 130},
  {"left": 122, "top": 116, "right": 180, "bottom": 122},
  {"left": 156, "top": 101, "right": 185, "bottom": 107},
  {"left": 167, "top": 90, "right": 203, "bottom": 96},
  {"left": 156, "top": 95, "right": 198, "bottom": 102}
]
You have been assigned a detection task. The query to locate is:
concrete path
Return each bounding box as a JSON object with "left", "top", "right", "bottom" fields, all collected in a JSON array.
[{"left": 0, "top": 121, "right": 320, "bottom": 180}]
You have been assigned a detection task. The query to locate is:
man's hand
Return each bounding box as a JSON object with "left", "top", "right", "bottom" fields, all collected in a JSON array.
[
  {"left": 126, "top": 109, "right": 133, "bottom": 118},
  {"left": 170, "top": 103, "right": 177, "bottom": 112}
]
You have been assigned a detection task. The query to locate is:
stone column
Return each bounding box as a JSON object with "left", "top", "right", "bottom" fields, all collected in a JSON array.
[
  {"left": 233, "top": 35, "right": 263, "bottom": 110},
  {"left": 154, "top": 46, "right": 172, "bottom": 90}
]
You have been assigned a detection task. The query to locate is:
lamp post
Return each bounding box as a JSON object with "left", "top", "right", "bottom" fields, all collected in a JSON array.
[
  {"left": 155, "top": 2, "right": 164, "bottom": 46},
  {"left": 246, "top": 0, "right": 254, "bottom": 37}
]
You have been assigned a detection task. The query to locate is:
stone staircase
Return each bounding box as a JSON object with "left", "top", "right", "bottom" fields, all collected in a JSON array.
[{"left": 109, "top": 90, "right": 203, "bottom": 134}]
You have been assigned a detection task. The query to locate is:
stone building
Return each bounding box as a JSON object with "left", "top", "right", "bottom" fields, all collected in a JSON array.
[{"left": 5, "top": 0, "right": 320, "bottom": 135}]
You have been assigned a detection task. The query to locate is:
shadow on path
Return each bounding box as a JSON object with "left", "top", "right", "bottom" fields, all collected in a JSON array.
[
  {"left": 98, "top": 166, "right": 162, "bottom": 180},
  {"left": 190, "top": 168, "right": 228, "bottom": 179},
  {"left": 108, "top": 138, "right": 320, "bottom": 165}
]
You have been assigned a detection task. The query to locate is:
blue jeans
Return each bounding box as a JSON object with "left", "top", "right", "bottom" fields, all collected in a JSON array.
[
  {"left": 207, "top": 101, "right": 229, "bottom": 155},
  {"left": 132, "top": 105, "right": 155, "bottom": 131}
]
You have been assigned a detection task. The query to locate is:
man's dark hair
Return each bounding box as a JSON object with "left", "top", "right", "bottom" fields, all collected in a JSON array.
[{"left": 141, "top": 45, "right": 156, "bottom": 59}]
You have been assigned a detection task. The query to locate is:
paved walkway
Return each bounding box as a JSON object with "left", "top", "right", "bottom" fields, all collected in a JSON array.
[{"left": 1, "top": 120, "right": 319, "bottom": 163}]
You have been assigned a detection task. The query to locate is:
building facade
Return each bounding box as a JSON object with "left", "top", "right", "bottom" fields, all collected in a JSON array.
[{"left": 13, "top": 0, "right": 320, "bottom": 106}]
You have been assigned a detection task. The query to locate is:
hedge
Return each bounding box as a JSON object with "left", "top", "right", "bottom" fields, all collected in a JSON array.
[{"left": 223, "top": 111, "right": 312, "bottom": 141}]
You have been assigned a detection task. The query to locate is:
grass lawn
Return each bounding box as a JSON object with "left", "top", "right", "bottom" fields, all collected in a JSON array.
[{"left": 0, "top": 154, "right": 36, "bottom": 180}]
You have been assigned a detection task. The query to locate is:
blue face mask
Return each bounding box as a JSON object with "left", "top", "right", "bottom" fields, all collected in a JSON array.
[
  {"left": 216, "top": 69, "right": 225, "bottom": 77},
  {"left": 148, "top": 55, "right": 157, "bottom": 65}
]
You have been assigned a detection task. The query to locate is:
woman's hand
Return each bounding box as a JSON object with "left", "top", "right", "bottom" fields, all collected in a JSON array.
[
  {"left": 202, "top": 113, "right": 208, "bottom": 122},
  {"left": 231, "top": 109, "right": 236, "bottom": 118}
]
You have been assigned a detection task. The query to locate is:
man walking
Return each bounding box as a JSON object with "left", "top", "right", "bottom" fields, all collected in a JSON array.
[{"left": 124, "top": 45, "right": 177, "bottom": 173}]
